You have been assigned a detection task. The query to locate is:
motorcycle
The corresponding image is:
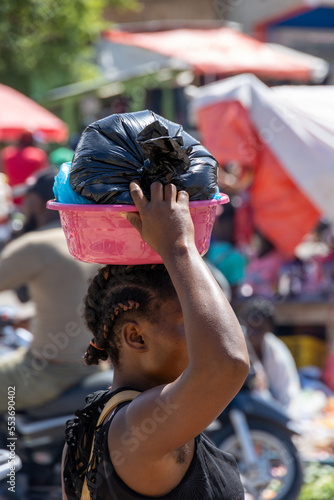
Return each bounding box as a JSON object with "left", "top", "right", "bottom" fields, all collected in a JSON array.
[
  {"left": 205, "top": 368, "right": 304, "bottom": 500},
  {"left": 0, "top": 450, "right": 22, "bottom": 483},
  {"left": 0, "top": 369, "right": 114, "bottom": 500}
]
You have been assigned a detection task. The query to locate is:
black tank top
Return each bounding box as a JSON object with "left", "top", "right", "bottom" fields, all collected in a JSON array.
[{"left": 88, "top": 406, "right": 245, "bottom": 500}]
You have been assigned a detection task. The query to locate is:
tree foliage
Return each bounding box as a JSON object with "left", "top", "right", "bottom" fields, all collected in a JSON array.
[{"left": 0, "top": 0, "right": 138, "bottom": 96}]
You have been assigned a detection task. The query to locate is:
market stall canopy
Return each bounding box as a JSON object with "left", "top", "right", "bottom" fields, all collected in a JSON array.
[
  {"left": 44, "top": 38, "right": 189, "bottom": 102},
  {"left": 189, "top": 74, "right": 334, "bottom": 256},
  {"left": 97, "top": 38, "right": 188, "bottom": 79},
  {"left": 0, "top": 84, "right": 69, "bottom": 143},
  {"left": 103, "top": 27, "right": 329, "bottom": 83}
]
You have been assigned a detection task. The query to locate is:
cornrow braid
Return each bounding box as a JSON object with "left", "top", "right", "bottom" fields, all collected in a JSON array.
[
  {"left": 83, "top": 264, "right": 176, "bottom": 367},
  {"left": 110, "top": 300, "right": 140, "bottom": 321}
]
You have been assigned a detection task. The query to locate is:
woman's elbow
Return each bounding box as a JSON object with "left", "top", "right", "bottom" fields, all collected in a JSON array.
[{"left": 220, "top": 351, "right": 250, "bottom": 388}]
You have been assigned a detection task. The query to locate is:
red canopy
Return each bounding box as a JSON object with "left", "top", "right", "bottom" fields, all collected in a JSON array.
[
  {"left": 104, "top": 27, "right": 324, "bottom": 82},
  {"left": 0, "top": 84, "right": 68, "bottom": 143}
]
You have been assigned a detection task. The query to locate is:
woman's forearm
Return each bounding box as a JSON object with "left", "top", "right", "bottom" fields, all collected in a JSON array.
[{"left": 162, "top": 244, "right": 249, "bottom": 381}]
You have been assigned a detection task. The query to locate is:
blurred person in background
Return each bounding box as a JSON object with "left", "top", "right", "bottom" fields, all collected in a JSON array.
[
  {"left": 0, "top": 168, "right": 102, "bottom": 412},
  {"left": 241, "top": 231, "right": 287, "bottom": 299},
  {"left": 48, "top": 132, "right": 81, "bottom": 169},
  {"left": 218, "top": 161, "right": 255, "bottom": 255},
  {"left": 206, "top": 202, "right": 247, "bottom": 300},
  {"left": 49, "top": 143, "right": 74, "bottom": 169},
  {"left": 0, "top": 130, "right": 48, "bottom": 205},
  {"left": 238, "top": 296, "right": 301, "bottom": 418}
]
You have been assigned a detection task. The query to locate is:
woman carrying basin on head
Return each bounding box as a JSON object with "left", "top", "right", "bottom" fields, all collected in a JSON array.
[{"left": 62, "top": 181, "right": 250, "bottom": 500}]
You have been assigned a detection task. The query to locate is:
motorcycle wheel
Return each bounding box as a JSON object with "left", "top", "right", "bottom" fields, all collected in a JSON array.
[{"left": 208, "top": 419, "right": 304, "bottom": 500}]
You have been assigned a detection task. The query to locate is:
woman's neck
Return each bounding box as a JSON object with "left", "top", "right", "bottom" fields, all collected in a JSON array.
[{"left": 112, "top": 370, "right": 159, "bottom": 392}]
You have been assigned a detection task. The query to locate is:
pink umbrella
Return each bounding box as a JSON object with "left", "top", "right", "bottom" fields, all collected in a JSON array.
[{"left": 0, "top": 84, "right": 68, "bottom": 143}]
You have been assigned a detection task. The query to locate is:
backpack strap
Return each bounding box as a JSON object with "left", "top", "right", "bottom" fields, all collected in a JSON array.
[{"left": 81, "top": 389, "right": 141, "bottom": 500}]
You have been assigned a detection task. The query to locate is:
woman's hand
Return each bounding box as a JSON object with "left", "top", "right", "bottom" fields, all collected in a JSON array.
[{"left": 127, "top": 181, "right": 196, "bottom": 259}]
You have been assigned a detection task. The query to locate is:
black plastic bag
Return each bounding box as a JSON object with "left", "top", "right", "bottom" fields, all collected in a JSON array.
[{"left": 69, "top": 110, "right": 218, "bottom": 204}]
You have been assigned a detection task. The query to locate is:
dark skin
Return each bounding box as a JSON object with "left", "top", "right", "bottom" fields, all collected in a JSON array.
[{"left": 62, "top": 182, "right": 250, "bottom": 498}]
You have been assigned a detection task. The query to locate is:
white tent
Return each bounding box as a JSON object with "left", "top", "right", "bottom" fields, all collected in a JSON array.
[{"left": 189, "top": 74, "right": 334, "bottom": 254}]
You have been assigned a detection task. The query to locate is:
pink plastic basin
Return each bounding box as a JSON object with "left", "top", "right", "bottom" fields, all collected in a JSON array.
[{"left": 47, "top": 194, "right": 229, "bottom": 265}]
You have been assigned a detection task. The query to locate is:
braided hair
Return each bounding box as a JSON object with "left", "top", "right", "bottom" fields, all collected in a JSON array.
[{"left": 83, "top": 264, "right": 177, "bottom": 367}]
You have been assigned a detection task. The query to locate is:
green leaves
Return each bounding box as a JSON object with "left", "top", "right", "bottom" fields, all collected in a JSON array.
[
  {"left": 298, "top": 462, "right": 334, "bottom": 500},
  {"left": 0, "top": 0, "right": 137, "bottom": 95}
]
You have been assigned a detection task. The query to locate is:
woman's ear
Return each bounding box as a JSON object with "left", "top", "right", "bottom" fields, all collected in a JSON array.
[{"left": 122, "top": 322, "right": 147, "bottom": 352}]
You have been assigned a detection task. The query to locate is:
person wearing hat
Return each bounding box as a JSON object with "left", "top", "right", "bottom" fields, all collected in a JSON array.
[{"left": 0, "top": 168, "right": 102, "bottom": 412}]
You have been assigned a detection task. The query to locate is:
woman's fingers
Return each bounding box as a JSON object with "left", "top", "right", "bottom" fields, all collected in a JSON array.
[
  {"left": 129, "top": 182, "right": 148, "bottom": 211},
  {"left": 150, "top": 181, "right": 164, "bottom": 201},
  {"left": 164, "top": 183, "right": 177, "bottom": 205},
  {"left": 126, "top": 212, "right": 142, "bottom": 233},
  {"left": 131, "top": 181, "right": 186, "bottom": 207},
  {"left": 127, "top": 181, "right": 194, "bottom": 256},
  {"left": 176, "top": 189, "right": 189, "bottom": 206}
]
